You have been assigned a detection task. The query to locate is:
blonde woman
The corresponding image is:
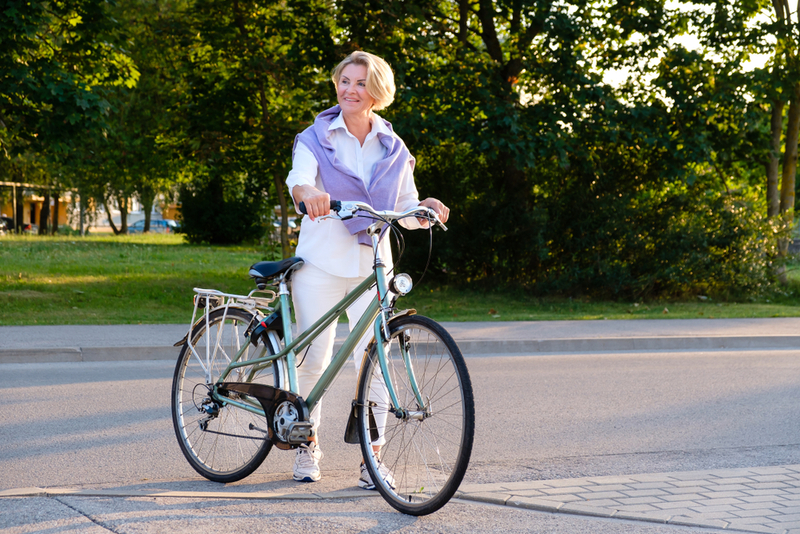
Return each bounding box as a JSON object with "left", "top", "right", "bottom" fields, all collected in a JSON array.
[{"left": 286, "top": 51, "right": 449, "bottom": 487}]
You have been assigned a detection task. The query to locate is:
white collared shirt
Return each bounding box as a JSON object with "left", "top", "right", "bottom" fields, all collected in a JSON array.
[{"left": 286, "top": 111, "right": 422, "bottom": 278}]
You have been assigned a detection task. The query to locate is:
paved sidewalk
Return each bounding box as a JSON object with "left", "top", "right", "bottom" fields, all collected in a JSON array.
[
  {"left": 458, "top": 464, "right": 800, "bottom": 534},
  {"left": 5, "top": 465, "right": 800, "bottom": 533},
  {"left": 3, "top": 317, "right": 800, "bottom": 363}
]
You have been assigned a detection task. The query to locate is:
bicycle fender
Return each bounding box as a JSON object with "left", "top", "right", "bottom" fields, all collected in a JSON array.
[{"left": 343, "top": 309, "right": 417, "bottom": 443}]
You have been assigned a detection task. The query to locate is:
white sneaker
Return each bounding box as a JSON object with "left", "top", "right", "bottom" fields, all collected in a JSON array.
[
  {"left": 358, "top": 461, "right": 395, "bottom": 490},
  {"left": 293, "top": 442, "right": 323, "bottom": 482}
]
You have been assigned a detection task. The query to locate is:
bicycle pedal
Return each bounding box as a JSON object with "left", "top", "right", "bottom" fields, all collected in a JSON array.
[{"left": 285, "top": 422, "right": 315, "bottom": 444}]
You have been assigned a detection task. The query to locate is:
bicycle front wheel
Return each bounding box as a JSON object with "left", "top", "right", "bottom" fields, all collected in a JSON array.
[
  {"left": 356, "top": 315, "right": 475, "bottom": 515},
  {"left": 171, "top": 307, "right": 284, "bottom": 483}
]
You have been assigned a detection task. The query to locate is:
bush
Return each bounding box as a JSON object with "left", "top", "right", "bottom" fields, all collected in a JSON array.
[{"left": 178, "top": 173, "right": 269, "bottom": 245}]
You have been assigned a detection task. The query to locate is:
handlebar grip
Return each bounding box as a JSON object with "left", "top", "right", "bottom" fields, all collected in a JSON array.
[{"left": 298, "top": 200, "right": 341, "bottom": 215}]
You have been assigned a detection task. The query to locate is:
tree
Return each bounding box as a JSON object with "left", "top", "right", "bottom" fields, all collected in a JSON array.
[{"left": 165, "top": 0, "right": 337, "bottom": 249}]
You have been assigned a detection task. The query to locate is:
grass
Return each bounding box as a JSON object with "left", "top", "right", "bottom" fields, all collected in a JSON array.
[{"left": 1, "top": 233, "right": 800, "bottom": 325}]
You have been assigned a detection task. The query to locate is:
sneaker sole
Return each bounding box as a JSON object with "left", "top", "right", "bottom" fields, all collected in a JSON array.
[{"left": 293, "top": 474, "right": 320, "bottom": 482}]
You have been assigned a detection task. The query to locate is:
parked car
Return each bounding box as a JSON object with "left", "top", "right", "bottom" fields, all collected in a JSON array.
[
  {"left": 0, "top": 216, "right": 14, "bottom": 233},
  {"left": 128, "top": 219, "right": 179, "bottom": 234},
  {"left": 2, "top": 218, "right": 38, "bottom": 233}
]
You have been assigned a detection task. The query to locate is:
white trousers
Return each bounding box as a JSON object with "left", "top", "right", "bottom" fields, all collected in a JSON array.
[{"left": 291, "top": 261, "right": 388, "bottom": 445}]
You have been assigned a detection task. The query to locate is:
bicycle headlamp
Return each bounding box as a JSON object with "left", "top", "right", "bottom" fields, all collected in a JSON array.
[{"left": 389, "top": 273, "right": 413, "bottom": 296}]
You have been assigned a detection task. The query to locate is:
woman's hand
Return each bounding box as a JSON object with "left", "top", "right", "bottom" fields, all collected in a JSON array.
[
  {"left": 418, "top": 197, "right": 450, "bottom": 227},
  {"left": 292, "top": 185, "right": 331, "bottom": 221}
]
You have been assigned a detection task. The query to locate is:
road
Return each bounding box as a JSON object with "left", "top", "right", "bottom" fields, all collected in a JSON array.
[
  {"left": 4, "top": 350, "right": 800, "bottom": 489},
  {"left": 2, "top": 349, "right": 800, "bottom": 532}
]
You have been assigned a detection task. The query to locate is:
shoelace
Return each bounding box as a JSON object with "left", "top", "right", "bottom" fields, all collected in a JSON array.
[{"left": 296, "top": 445, "right": 322, "bottom": 468}]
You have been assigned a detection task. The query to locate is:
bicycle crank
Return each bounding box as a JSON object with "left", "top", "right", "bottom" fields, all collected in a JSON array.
[{"left": 217, "top": 382, "right": 312, "bottom": 450}]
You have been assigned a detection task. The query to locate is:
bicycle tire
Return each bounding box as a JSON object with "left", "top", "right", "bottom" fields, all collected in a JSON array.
[
  {"left": 356, "top": 315, "right": 475, "bottom": 515},
  {"left": 171, "top": 306, "right": 284, "bottom": 483}
]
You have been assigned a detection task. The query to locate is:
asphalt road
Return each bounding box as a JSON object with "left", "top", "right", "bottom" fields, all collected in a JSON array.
[{"left": 3, "top": 349, "right": 800, "bottom": 533}]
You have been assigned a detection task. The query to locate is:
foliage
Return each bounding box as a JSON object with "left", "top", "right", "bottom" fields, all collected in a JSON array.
[
  {"left": 2, "top": 234, "right": 800, "bottom": 326},
  {"left": 163, "top": 0, "right": 336, "bottom": 249}
]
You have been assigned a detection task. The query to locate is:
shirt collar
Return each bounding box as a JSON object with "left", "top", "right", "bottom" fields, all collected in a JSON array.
[{"left": 328, "top": 111, "right": 390, "bottom": 142}]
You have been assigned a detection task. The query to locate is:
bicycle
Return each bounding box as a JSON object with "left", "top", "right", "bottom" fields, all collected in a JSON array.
[{"left": 171, "top": 200, "right": 475, "bottom": 516}]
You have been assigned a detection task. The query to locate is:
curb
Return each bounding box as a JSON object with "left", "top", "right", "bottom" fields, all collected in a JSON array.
[{"left": 3, "top": 335, "right": 800, "bottom": 364}]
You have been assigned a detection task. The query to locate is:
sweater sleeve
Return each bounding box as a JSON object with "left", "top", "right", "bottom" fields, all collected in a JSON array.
[{"left": 286, "top": 141, "right": 321, "bottom": 202}]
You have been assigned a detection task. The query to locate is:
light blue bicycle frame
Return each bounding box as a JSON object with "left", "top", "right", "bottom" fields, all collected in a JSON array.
[{"left": 210, "top": 227, "right": 425, "bottom": 421}]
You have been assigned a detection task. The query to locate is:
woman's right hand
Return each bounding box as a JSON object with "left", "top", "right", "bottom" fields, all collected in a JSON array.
[{"left": 292, "top": 185, "right": 331, "bottom": 221}]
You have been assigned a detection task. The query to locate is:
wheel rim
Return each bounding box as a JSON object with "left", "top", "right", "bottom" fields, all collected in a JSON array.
[
  {"left": 174, "top": 309, "right": 280, "bottom": 477},
  {"left": 362, "top": 321, "right": 471, "bottom": 509}
]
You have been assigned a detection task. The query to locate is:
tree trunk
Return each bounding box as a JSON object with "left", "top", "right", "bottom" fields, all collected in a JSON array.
[
  {"left": 102, "top": 197, "right": 121, "bottom": 235},
  {"left": 140, "top": 185, "right": 155, "bottom": 232},
  {"left": 273, "top": 173, "right": 290, "bottom": 258},
  {"left": 38, "top": 190, "right": 50, "bottom": 235},
  {"left": 51, "top": 191, "right": 60, "bottom": 235},
  {"left": 776, "top": 83, "right": 800, "bottom": 283},
  {"left": 119, "top": 195, "right": 129, "bottom": 234},
  {"left": 14, "top": 186, "right": 23, "bottom": 233},
  {"left": 767, "top": 98, "right": 784, "bottom": 218},
  {"left": 779, "top": 83, "right": 800, "bottom": 216}
]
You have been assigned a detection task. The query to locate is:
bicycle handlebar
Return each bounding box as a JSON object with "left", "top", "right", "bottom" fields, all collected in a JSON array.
[
  {"left": 298, "top": 200, "right": 341, "bottom": 215},
  {"left": 298, "top": 200, "right": 447, "bottom": 231}
]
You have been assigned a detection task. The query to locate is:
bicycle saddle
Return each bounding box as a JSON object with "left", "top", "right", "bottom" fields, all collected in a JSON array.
[{"left": 249, "top": 257, "right": 304, "bottom": 287}]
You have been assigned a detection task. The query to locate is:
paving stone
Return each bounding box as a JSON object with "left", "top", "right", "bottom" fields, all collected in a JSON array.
[
  {"left": 735, "top": 502, "right": 784, "bottom": 511},
  {"left": 651, "top": 500, "right": 702, "bottom": 511},
  {"left": 725, "top": 521, "right": 782, "bottom": 534},
  {"left": 627, "top": 482, "right": 671, "bottom": 490},
  {"left": 748, "top": 482, "right": 793, "bottom": 490},
  {"left": 671, "top": 479, "right": 713, "bottom": 488},
  {"left": 698, "top": 490, "right": 748, "bottom": 499},
  {"left": 585, "top": 476, "right": 638, "bottom": 485},
  {"left": 577, "top": 491, "right": 626, "bottom": 500},
  {"left": 621, "top": 489, "right": 669, "bottom": 498},
  {"left": 750, "top": 466, "right": 796, "bottom": 475},
  {"left": 580, "top": 484, "right": 632, "bottom": 493},
  {"left": 688, "top": 504, "right": 739, "bottom": 513},
  {"left": 746, "top": 488, "right": 791, "bottom": 496},
  {"left": 616, "top": 496, "right": 664, "bottom": 506},
  {"left": 751, "top": 475, "right": 794, "bottom": 483},
  {"left": 701, "top": 484, "right": 751, "bottom": 492},
  {"left": 627, "top": 474, "right": 678, "bottom": 483},
  {"left": 574, "top": 499, "right": 623, "bottom": 508},
  {"left": 768, "top": 513, "right": 800, "bottom": 522},
  {"left": 669, "top": 471, "right": 720, "bottom": 481},
  {"left": 703, "top": 478, "right": 756, "bottom": 486},
  {"left": 663, "top": 487, "right": 708, "bottom": 496},
  {"left": 732, "top": 508, "right": 782, "bottom": 518},
  {"left": 700, "top": 497, "right": 748, "bottom": 506},
  {"left": 660, "top": 493, "right": 706, "bottom": 502},
  {"left": 541, "top": 486, "right": 590, "bottom": 495},
  {"left": 544, "top": 478, "right": 595, "bottom": 488},
  {"left": 743, "top": 495, "right": 787, "bottom": 503}
]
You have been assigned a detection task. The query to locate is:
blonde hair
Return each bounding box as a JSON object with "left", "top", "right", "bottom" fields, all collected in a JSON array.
[{"left": 331, "top": 51, "right": 396, "bottom": 111}]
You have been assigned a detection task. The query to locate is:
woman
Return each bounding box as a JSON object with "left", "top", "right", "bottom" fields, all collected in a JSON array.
[{"left": 286, "top": 51, "right": 449, "bottom": 488}]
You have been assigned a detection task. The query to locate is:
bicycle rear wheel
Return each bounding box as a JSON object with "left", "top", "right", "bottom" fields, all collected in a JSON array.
[
  {"left": 356, "top": 315, "right": 475, "bottom": 515},
  {"left": 171, "top": 306, "right": 284, "bottom": 483}
]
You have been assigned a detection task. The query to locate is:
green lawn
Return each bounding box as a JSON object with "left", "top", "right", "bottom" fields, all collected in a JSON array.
[{"left": 1, "top": 233, "right": 799, "bottom": 325}]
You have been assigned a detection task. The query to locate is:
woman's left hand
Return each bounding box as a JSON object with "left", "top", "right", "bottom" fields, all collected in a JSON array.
[{"left": 418, "top": 197, "right": 450, "bottom": 226}]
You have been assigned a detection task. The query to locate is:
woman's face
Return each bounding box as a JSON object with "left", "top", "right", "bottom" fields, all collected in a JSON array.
[{"left": 337, "top": 63, "right": 375, "bottom": 116}]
